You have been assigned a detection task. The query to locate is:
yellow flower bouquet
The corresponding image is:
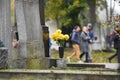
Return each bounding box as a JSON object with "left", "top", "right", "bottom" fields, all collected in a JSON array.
[{"left": 51, "top": 29, "right": 69, "bottom": 47}]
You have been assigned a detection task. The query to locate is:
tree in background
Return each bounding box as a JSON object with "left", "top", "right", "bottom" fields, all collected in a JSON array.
[
  {"left": 45, "top": 0, "right": 65, "bottom": 28},
  {"left": 45, "top": 0, "right": 120, "bottom": 48},
  {"left": 45, "top": 0, "right": 87, "bottom": 34},
  {"left": 86, "top": 0, "right": 96, "bottom": 26}
]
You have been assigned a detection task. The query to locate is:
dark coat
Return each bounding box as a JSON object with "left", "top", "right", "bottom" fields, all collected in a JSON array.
[{"left": 111, "top": 31, "right": 120, "bottom": 49}]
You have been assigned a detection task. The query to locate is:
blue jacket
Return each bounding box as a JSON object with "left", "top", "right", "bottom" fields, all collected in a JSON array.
[
  {"left": 88, "top": 30, "right": 94, "bottom": 44},
  {"left": 88, "top": 30, "right": 94, "bottom": 40},
  {"left": 71, "top": 29, "right": 80, "bottom": 44}
]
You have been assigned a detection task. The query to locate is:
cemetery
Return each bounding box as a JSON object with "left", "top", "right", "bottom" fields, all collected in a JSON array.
[{"left": 0, "top": 0, "right": 120, "bottom": 80}]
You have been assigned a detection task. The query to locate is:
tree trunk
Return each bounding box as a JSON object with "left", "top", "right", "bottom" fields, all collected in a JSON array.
[
  {"left": 56, "top": 16, "right": 60, "bottom": 28},
  {"left": 104, "top": 0, "right": 112, "bottom": 51},
  {"left": 105, "top": 0, "right": 108, "bottom": 21},
  {"left": 87, "top": 0, "right": 96, "bottom": 27}
]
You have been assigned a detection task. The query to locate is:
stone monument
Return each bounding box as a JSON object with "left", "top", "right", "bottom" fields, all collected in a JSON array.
[
  {"left": 0, "top": 0, "right": 12, "bottom": 67},
  {"left": 15, "top": 0, "right": 46, "bottom": 69}
]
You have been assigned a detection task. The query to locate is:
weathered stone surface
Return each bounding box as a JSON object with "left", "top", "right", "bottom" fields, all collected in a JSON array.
[
  {"left": 67, "top": 63, "right": 120, "bottom": 69},
  {"left": 46, "top": 58, "right": 58, "bottom": 68},
  {"left": 26, "top": 41, "right": 46, "bottom": 69},
  {"left": 0, "top": 48, "right": 8, "bottom": 69},
  {"left": 0, "top": 69, "right": 120, "bottom": 80},
  {"left": 67, "top": 63, "right": 105, "bottom": 68},
  {"left": 57, "top": 59, "right": 66, "bottom": 68},
  {"left": 46, "top": 58, "right": 66, "bottom": 68},
  {"left": 105, "top": 63, "right": 120, "bottom": 69},
  {"left": 15, "top": 0, "right": 46, "bottom": 69},
  {"left": 0, "top": 0, "right": 12, "bottom": 67}
]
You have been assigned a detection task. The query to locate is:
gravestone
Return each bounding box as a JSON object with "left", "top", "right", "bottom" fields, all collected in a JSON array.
[
  {"left": 92, "top": 23, "right": 102, "bottom": 50},
  {"left": 15, "top": 0, "right": 46, "bottom": 69},
  {"left": 0, "top": 47, "right": 8, "bottom": 69},
  {"left": 0, "top": 0, "right": 12, "bottom": 67}
]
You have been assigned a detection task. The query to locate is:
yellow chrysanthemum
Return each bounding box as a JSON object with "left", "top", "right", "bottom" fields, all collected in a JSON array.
[
  {"left": 64, "top": 34, "right": 69, "bottom": 40},
  {"left": 51, "top": 29, "right": 70, "bottom": 46},
  {"left": 51, "top": 33, "right": 57, "bottom": 41},
  {"left": 58, "top": 34, "right": 64, "bottom": 40},
  {"left": 56, "top": 29, "right": 62, "bottom": 34}
]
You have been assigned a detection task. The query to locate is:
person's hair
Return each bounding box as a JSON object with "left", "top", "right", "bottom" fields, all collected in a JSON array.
[
  {"left": 87, "top": 23, "right": 92, "bottom": 27},
  {"left": 74, "top": 24, "right": 81, "bottom": 29}
]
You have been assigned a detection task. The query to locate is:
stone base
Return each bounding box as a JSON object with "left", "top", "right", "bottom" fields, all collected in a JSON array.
[
  {"left": 0, "top": 47, "right": 8, "bottom": 69},
  {"left": 67, "top": 63, "right": 120, "bottom": 69},
  {"left": 46, "top": 58, "right": 66, "bottom": 68},
  {"left": 57, "top": 59, "right": 66, "bottom": 68},
  {"left": 0, "top": 69, "right": 120, "bottom": 80}
]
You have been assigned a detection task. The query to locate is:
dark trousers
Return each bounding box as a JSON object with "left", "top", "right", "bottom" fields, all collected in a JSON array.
[
  {"left": 108, "top": 53, "right": 117, "bottom": 61},
  {"left": 80, "top": 52, "right": 89, "bottom": 62},
  {"left": 117, "top": 48, "right": 120, "bottom": 63},
  {"left": 109, "top": 48, "right": 120, "bottom": 63}
]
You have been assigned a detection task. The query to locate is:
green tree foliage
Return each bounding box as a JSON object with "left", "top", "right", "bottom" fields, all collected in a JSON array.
[
  {"left": 61, "top": 0, "right": 87, "bottom": 35},
  {"left": 45, "top": 0, "right": 86, "bottom": 29},
  {"left": 45, "top": 0, "right": 114, "bottom": 33},
  {"left": 45, "top": 0, "right": 65, "bottom": 28},
  {"left": 45, "top": 0, "right": 88, "bottom": 41}
]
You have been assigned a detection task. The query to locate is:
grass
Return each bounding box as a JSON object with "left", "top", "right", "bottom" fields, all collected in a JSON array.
[{"left": 51, "top": 48, "right": 117, "bottom": 63}]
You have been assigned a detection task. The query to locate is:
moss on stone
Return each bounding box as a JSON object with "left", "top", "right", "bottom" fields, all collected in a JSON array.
[{"left": 27, "top": 59, "right": 40, "bottom": 69}]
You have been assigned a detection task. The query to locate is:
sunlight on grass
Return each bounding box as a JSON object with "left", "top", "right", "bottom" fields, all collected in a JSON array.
[{"left": 51, "top": 48, "right": 117, "bottom": 63}]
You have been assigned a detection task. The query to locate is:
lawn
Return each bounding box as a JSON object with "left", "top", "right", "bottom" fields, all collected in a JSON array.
[{"left": 51, "top": 48, "right": 117, "bottom": 63}]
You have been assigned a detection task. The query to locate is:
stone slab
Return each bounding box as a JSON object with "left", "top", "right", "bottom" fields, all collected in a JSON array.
[
  {"left": 105, "top": 63, "right": 120, "bottom": 69},
  {"left": 0, "top": 69, "right": 120, "bottom": 80},
  {"left": 67, "top": 63, "right": 105, "bottom": 68},
  {"left": 67, "top": 63, "right": 120, "bottom": 69}
]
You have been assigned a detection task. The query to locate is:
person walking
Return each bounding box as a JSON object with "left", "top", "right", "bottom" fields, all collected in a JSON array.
[
  {"left": 80, "top": 26, "right": 90, "bottom": 62},
  {"left": 108, "top": 26, "right": 120, "bottom": 63},
  {"left": 87, "top": 23, "right": 94, "bottom": 62},
  {"left": 67, "top": 25, "right": 83, "bottom": 63}
]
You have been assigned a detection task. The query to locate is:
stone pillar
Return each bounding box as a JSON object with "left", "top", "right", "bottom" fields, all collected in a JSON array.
[
  {"left": 15, "top": 0, "right": 46, "bottom": 69},
  {"left": 0, "top": 0, "right": 12, "bottom": 67}
]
